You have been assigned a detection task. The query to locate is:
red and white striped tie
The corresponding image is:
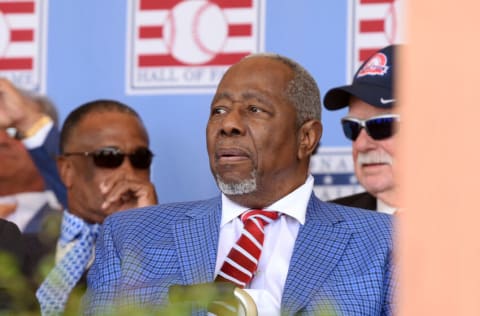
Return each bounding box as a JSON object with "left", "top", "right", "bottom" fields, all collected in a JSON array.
[{"left": 216, "top": 209, "right": 279, "bottom": 288}]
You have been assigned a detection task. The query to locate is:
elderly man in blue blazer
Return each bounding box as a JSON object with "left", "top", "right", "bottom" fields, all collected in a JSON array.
[{"left": 85, "top": 53, "right": 395, "bottom": 315}]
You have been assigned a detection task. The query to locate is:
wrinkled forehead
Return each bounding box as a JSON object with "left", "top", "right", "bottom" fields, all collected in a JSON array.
[{"left": 216, "top": 57, "right": 293, "bottom": 97}]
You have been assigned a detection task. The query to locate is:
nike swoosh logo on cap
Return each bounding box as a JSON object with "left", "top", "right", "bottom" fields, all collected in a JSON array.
[{"left": 380, "top": 98, "right": 396, "bottom": 104}]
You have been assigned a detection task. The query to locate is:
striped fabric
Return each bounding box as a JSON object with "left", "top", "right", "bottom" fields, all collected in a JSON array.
[{"left": 216, "top": 209, "right": 279, "bottom": 288}]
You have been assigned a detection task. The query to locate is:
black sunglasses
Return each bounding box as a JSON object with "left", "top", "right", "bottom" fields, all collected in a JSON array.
[
  {"left": 341, "top": 114, "right": 400, "bottom": 141},
  {"left": 63, "top": 146, "right": 153, "bottom": 169}
]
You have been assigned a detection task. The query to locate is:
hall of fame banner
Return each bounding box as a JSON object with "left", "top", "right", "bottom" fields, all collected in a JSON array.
[
  {"left": 347, "top": 0, "right": 405, "bottom": 80},
  {"left": 310, "top": 147, "right": 364, "bottom": 201},
  {"left": 126, "top": 0, "right": 265, "bottom": 94},
  {"left": 0, "top": 0, "right": 47, "bottom": 92}
]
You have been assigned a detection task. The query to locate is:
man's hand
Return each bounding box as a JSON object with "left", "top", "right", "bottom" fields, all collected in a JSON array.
[
  {"left": 99, "top": 176, "right": 158, "bottom": 214},
  {"left": 67, "top": 175, "right": 157, "bottom": 224},
  {"left": 0, "top": 203, "right": 17, "bottom": 218},
  {"left": 69, "top": 171, "right": 157, "bottom": 224}
]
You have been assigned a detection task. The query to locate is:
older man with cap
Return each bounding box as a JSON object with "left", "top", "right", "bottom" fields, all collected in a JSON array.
[{"left": 323, "top": 45, "right": 400, "bottom": 214}]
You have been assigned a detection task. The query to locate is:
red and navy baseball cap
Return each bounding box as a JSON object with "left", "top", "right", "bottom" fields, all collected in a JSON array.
[{"left": 324, "top": 45, "right": 397, "bottom": 110}]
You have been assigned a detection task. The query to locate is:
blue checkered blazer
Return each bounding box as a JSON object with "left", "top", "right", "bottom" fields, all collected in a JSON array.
[{"left": 84, "top": 194, "right": 394, "bottom": 315}]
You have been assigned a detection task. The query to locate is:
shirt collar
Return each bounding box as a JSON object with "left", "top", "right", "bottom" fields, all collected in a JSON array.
[
  {"left": 220, "top": 175, "right": 314, "bottom": 226},
  {"left": 377, "top": 198, "right": 397, "bottom": 214}
]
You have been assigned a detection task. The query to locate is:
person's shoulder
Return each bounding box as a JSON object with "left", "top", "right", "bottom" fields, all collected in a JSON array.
[
  {"left": 0, "top": 218, "right": 20, "bottom": 234},
  {"left": 329, "top": 191, "right": 376, "bottom": 210},
  {"left": 312, "top": 195, "right": 392, "bottom": 237},
  {"left": 105, "top": 197, "right": 221, "bottom": 229},
  {"left": 0, "top": 219, "right": 25, "bottom": 262},
  {"left": 101, "top": 197, "right": 221, "bottom": 246},
  {"left": 319, "top": 200, "right": 393, "bottom": 255}
]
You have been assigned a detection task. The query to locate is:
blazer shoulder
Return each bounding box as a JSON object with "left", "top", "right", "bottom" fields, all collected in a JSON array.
[
  {"left": 103, "top": 197, "right": 221, "bottom": 245},
  {"left": 312, "top": 196, "right": 393, "bottom": 243},
  {"left": 107, "top": 196, "right": 221, "bottom": 224}
]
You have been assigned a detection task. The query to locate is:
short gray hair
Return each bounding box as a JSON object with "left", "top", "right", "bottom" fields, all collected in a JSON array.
[
  {"left": 244, "top": 53, "right": 321, "bottom": 127},
  {"left": 20, "top": 89, "right": 59, "bottom": 126}
]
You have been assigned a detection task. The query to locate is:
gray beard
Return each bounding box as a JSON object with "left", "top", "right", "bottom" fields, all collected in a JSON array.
[{"left": 216, "top": 171, "right": 257, "bottom": 195}]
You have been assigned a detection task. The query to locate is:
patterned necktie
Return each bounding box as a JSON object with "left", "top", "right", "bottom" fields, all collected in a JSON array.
[
  {"left": 216, "top": 209, "right": 279, "bottom": 288},
  {"left": 36, "top": 211, "right": 99, "bottom": 315}
]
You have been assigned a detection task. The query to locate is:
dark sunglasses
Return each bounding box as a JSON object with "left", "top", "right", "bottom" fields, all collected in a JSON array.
[
  {"left": 341, "top": 114, "right": 400, "bottom": 141},
  {"left": 63, "top": 146, "right": 153, "bottom": 169}
]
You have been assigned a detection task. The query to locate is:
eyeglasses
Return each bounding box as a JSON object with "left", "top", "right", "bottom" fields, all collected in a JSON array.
[
  {"left": 63, "top": 146, "right": 153, "bottom": 169},
  {"left": 341, "top": 114, "right": 400, "bottom": 141},
  {"left": 4, "top": 127, "right": 21, "bottom": 140}
]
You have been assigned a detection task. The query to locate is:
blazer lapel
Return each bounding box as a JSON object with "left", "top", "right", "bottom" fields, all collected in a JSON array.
[
  {"left": 173, "top": 198, "right": 222, "bottom": 284},
  {"left": 282, "top": 196, "right": 352, "bottom": 314}
]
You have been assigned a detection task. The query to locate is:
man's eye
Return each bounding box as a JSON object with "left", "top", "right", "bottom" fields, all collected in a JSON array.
[
  {"left": 249, "top": 106, "right": 262, "bottom": 113},
  {"left": 211, "top": 107, "right": 226, "bottom": 115}
]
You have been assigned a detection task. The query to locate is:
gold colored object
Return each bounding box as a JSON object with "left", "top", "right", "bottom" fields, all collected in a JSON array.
[
  {"left": 234, "top": 287, "right": 257, "bottom": 316},
  {"left": 23, "top": 115, "right": 52, "bottom": 138}
]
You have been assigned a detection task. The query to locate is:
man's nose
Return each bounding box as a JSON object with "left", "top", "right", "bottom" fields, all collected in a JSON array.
[
  {"left": 220, "top": 109, "right": 245, "bottom": 136},
  {"left": 353, "top": 128, "right": 376, "bottom": 150}
]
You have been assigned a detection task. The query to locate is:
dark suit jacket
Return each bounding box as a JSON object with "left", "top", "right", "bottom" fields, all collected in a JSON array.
[
  {"left": 0, "top": 219, "right": 24, "bottom": 264},
  {"left": 330, "top": 191, "right": 377, "bottom": 211},
  {"left": 23, "top": 206, "right": 61, "bottom": 279},
  {"left": 85, "top": 194, "right": 394, "bottom": 315},
  {"left": 0, "top": 219, "right": 35, "bottom": 311}
]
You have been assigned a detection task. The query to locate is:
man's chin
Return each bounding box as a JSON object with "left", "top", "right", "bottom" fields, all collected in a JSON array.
[{"left": 216, "top": 174, "right": 257, "bottom": 196}]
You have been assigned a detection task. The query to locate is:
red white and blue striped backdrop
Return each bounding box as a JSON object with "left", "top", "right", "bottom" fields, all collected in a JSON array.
[{"left": 0, "top": 0, "right": 404, "bottom": 203}]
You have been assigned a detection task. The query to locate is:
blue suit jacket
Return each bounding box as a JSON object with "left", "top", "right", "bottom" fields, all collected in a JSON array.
[{"left": 85, "top": 194, "right": 394, "bottom": 315}]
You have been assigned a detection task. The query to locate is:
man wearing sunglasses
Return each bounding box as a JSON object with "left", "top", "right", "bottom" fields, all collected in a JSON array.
[
  {"left": 324, "top": 45, "right": 400, "bottom": 214},
  {"left": 36, "top": 100, "right": 158, "bottom": 315}
]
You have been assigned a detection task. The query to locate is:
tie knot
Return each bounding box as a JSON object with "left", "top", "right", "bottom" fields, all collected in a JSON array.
[
  {"left": 60, "top": 211, "right": 100, "bottom": 245},
  {"left": 240, "top": 209, "right": 279, "bottom": 226}
]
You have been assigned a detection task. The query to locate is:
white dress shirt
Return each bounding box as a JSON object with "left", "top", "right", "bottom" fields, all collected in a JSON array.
[
  {"left": 377, "top": 199, "right": 397, "bottom": 214},
  {"left": 22, "top": 119, "right": 54, "bottom": 149},
  {"left": 0, "top": 191, "right": 60, "bottom": 232},
  {"left": 215, "top": 175, "right": 314, "bottom": 316},
  {"left": 0, "top": 122, "right": 60, "bottom": 232}
]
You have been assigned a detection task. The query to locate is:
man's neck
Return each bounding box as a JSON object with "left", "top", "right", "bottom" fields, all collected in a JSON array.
[
  {"left": 375, "top": 189, "right": 398, "bottom": 209},
  {"left": 226, "top": 175, "right": 309, "bottom": 209}
]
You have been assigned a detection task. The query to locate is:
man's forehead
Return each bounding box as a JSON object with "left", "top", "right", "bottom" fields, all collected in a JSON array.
[
  {"left": 348, "top": 97, "right": 394, "bottom": 117},
  {"left": 72, "top": 112, "right": 146, "bottom": 141},
  {"left": 212, "top": 90, "right": 272, "bottom": 103}
]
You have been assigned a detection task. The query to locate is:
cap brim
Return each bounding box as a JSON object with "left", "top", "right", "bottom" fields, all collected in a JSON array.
[{"left": 324, "top": 83, "right": 394, "bottom": 110}]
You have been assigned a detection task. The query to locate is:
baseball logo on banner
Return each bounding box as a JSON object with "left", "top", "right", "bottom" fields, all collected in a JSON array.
[
  {"left": 0, "top": 0, "right": 47, "bottom": 92},
  {"left": 126, "top": 0, "right": 265, "bottom": 94},
  {"left": 347, "top": 0, "right": 404, "bottom": 80}
]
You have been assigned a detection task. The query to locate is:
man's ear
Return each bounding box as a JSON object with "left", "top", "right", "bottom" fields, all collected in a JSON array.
[
  {"left": 57, "top": 156, "right": 74, "bottom": 188},
  {"left": 297, "top": 120, "right": 322, "bottom": 160}
]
